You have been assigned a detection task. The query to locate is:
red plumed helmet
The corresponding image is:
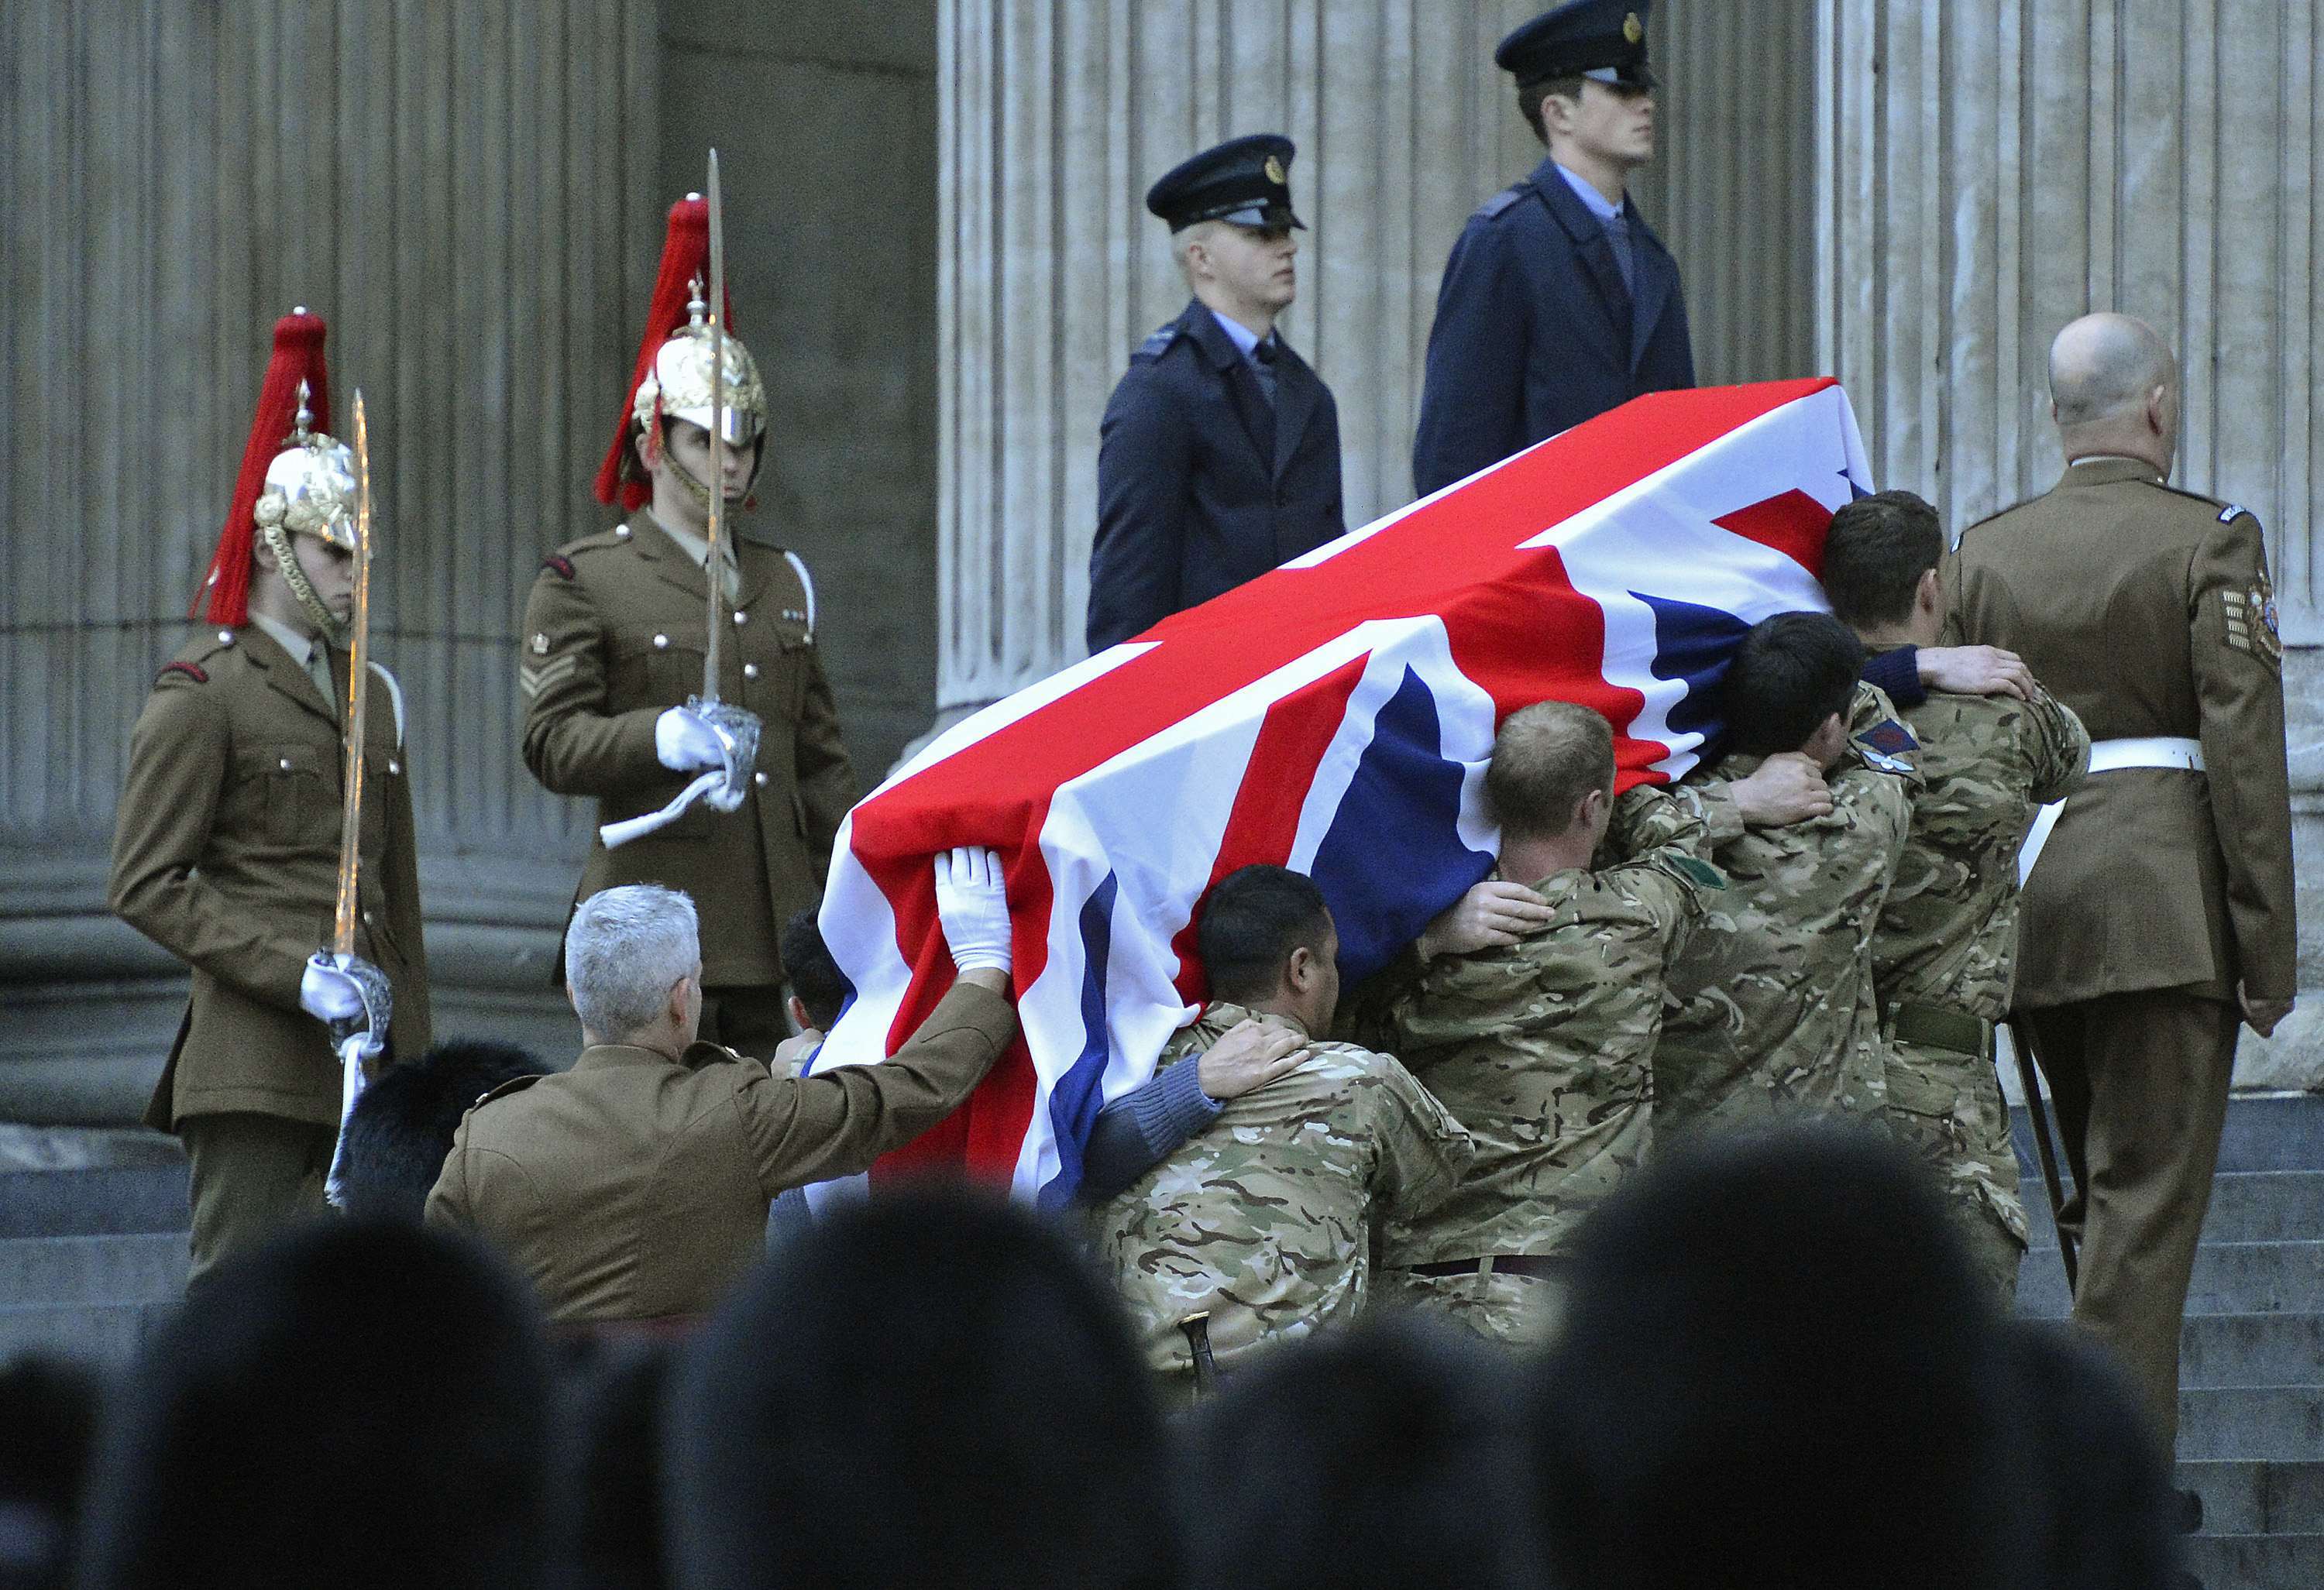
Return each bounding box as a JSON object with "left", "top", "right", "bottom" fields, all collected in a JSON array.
[
  {"left": 194, "top": 310, "right": 333, "bottom": 627},
  {"left": 595, "top": 194, "right": 738, "bottom": 510}
]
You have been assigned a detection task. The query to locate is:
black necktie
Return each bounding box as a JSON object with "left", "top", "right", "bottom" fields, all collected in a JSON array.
[{"left": 1252, "top": 336, "right": 1280, "bottom": 407}]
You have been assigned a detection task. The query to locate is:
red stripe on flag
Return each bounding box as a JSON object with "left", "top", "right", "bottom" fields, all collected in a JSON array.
[
  {"left": 1714, "top": 488, "right": 1834, "bottom": 579},
  {"left": 1166, "top": 653, "right": 1371, "bottom": 1005}
]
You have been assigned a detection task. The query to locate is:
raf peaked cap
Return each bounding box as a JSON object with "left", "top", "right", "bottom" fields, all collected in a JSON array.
[
  {"left": 1497, "top": 0, "right": 1657, "bottom": 91},
  {"left": 1145, "top": 134, "right": 1305, "bottom": 232}
]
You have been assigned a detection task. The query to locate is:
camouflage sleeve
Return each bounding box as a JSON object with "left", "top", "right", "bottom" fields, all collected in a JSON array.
[
  {"left": 1367, "top": 1055, "right": 1475, "bottom": 1218},
  {"left": 2191, "top": 510, "right": 2296, "bottom": 1002},
  {"left": 2022, "top": 684, "right": 2091, "bottom": 807},
  {"left": 1661, "top": 774, "right": 1745, "bottom": 849},
  {"left": 1600, "top": 784, "right": 1710, "bottom": 864},
  {"left": 518, "top": 564, "right": 665, "bottom": 798}
]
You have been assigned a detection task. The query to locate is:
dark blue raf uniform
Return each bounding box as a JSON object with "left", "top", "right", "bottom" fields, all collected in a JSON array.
[
  {"left": 1411, "top": 1, "right": 1694, "bottom": 498},
  {"left": 1087, "top": 136, "right": 1346, "bottom": 654}
]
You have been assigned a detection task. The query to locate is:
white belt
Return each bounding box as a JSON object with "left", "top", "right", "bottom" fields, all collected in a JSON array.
[{"left": 2017, "top": 736, "right": 2205, "bottom": 885}]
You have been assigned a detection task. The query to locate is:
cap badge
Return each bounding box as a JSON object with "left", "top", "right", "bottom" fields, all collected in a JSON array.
[
  {"left": 1624, "top": 12, "right": 1644, "bottom": 43},
  {"left": 1263, "top": 153, "right": 1287, "bottom": 186}
]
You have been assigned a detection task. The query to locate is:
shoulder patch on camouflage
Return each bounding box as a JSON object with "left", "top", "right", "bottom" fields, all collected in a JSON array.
[
  {"left": 157, "top": 660, "right": 208, "bottom": 685},
  {"left": 1476, "top": 184, "right": 1527, "bottom": 221},
  {"left": 1854, "top": 716, "right": 1920, "bottom": 773},
  {"left": 473, "top": 1073, "right": 541, "bottom": 1110},
  {"left": 541, "top": 554, "right": 576, "bottom": 581},
  {"left": 1134, "top": 321, "right": 1181, "bottom": 362},
  {"left": 1669, "top": 854, "right": 1725, "bottom": 891}
]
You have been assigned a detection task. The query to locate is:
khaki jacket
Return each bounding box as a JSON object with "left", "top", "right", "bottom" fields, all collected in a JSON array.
[
  {"left": 109, "top": 625, "right": 431, "bottom": 1130},
  {"left": 425, "top": 980, "right": 1016, "bottom": 1321},
  {"left": 1944, "top": 459, "right": 2295, "bottom": 1006},
  {"left": 520, "top": 520, "right": 856, "bottom": 986}
]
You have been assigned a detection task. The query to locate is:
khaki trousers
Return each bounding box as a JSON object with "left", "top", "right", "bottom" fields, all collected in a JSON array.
[
  {"left": 2024, "top": 989, "right": 2240, "bottom": 1447},
  {"left": 700, "top": 983, "right": 792, "bottom": 1063},
  {"left": 181, "top": 1112, "right": 335, "bottom": 1289}
]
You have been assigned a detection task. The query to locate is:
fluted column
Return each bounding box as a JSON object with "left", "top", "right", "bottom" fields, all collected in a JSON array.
[
  {"left": 1816, "top": 0, "right": 2324, "bottom": 1084},
  {"left": 933, "top": 0, "right": 1821, "bottom": 723}
]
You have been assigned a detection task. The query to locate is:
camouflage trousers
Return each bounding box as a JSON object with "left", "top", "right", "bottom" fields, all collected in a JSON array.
[
  {"left": 1384, "top": 1263, "right": 1566, "bottom": 1348},
  {"left": 1884, "top": 1036, "right": 2028, "bottom": 1301}
]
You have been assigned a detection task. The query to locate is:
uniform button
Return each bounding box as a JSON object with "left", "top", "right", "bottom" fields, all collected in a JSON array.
[
  {"left": 653, "top": 634, "right": 669, "bottom": 650},
  {"left": 614, "top": 524, "right": 631, "bottom": 538},
  {"left": 278, "top": 757, "right": 291, "bottom": 771},
  {"left": 743, "top": 663, "right": 758, "bottom": 680},
  {"left": 387, "top": 760, "right": 400, "bottom": 775},
  {"left": 218, "top": 630, "right": 235, "bottom": 644},
  {"left": 733, "top": 610, "right": 748, "bottom": 626},
  {"left": 754, "top": 771, "right": 768, "bottom": 787}
]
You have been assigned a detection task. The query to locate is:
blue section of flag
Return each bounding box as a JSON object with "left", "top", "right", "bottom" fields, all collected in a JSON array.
[
  {"left": 1037, "top": 871, "right": 1119, "bottom": 1209},
  {"left": 1633, "top": 592, "right": 1753, "bottom": 747},
  {"left": 1308, "top": 667, "right": 1495, "bottom": 984}
]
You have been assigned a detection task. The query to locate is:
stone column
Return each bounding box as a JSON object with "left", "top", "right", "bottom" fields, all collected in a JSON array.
[
  {"left": 932, "top": 0, "right": 1821, "bottom": 726},
  {"left": 0, "top": 0, "right": 659, "bottom": 1122},
  {"left": 1816, "top": 0, "right": 2324, "bottom": 1084}
]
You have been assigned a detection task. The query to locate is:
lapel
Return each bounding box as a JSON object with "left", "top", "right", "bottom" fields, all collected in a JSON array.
[
  {"left": 1531, "top": 159, "right": 1635, "bottom": 359},
  {"left": 732, "top": 541, "right": 774, "bottom": 617},
  {"left": 1624, "top": 201, "right": 1674, "bottom": 368},
  {"left": 1181, "top": 300, "right": 1276, "bottom": 473},
  {"left": 632, "top": 517, "right": 713, "bottom": 605},
  {"left": 242, "top": 623, "right": 339, "bottom": 729},
  {"left": 1270, "top": 337, "right": 1321, "bottom": 482}
]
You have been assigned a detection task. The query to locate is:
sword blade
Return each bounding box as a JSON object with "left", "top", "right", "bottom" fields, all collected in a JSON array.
[
  {"left": 332, "top": 391, "right": 374, "bottom": 959},
  {"left": 702, "top": 147, "right": 727, "bottom": 704}
]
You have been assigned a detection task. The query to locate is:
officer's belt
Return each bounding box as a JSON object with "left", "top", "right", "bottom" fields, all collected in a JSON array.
[
  {"left": 2017, "top": 736, "right": 2205, "bottom": 886},
  {"left": 1882, "top": 1000, "right": 1992, "bottom": 1059},
  {"left": 1407, "top": 1254, "right": 1570, "bottom": 1281}
]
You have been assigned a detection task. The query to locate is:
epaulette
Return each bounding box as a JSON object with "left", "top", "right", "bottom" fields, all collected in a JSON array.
[
  {"left": 156, "top": 660, "right": 209, "bottom": 686},
  {"left": 1132, "top": 321, "right": 1181, "bottom": 362},
  {"left": 2146, "top": 479, "right": 2243, "bottom": 519},
  {"left": 557, "top": 524, "right": 638, "bottom": 561},
  {"left": 472, "top": 1073, "right": 541, "bottom": 1110},
  {"left": 156, "top": 627, "right": 242, "bottom": 686},
  {"left": 1474, "top": 184, "right": 1528, "bottom": 222},
  {"left": 1853, "top": 715, "right": 1920, "bottom": 774},
  {"left": 540, "top": 553, "right": 577, "bottom": 581},
  {"left": 1954, "top": 498, "right": 2032, "bottom": 543}
]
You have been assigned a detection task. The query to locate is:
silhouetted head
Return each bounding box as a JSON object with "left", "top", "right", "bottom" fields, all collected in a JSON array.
[{"left": 338, "top": 1039, "right": 550, "bottom": 1221}]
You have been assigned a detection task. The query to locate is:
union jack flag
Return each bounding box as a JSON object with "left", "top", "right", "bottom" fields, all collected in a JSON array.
[{"left": 807, "top": 377, "right": 1871, "bottom": 1203}]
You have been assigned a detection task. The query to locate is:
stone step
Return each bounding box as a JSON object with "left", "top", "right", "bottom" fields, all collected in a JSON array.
[
  {"left": 2180, "top": 1460, "right": 2324, "bottom": 1536},
  {"left": 2018, "top": 1242, "right": 2324, "bottom": 1320},
  {"left": 2181, "top": 1314, "right": 2324, "bottom": 1390},
  {"left": 2017, "top": 1171, "right": 2324, "bottom": 1250},
  {"left": 0, "top": 1300, "right": 163, "bottom": 1365},
  {"left": 0, "top": 1163, "right": 189, "bottom": 1239},
  {"left": 2180, "top": 1386, "right": 2324, "bottom": 1463},
  {"left": 0, "top": 1232, "right": 187, "bottom": 1307},
  {"left": 2181, "top": 1531, "right": 2324, "bottom": 1590},
  {"left": 2010, "top": 1093, "right": 2324, "bottom": 1182}
]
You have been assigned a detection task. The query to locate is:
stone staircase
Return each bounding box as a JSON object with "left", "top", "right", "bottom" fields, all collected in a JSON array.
[
  {"left": 2016, "top": 1094, "right": 2324, "bottom": 1590},
  {"left": 0, "top": 1138, "right": 188, "bottom": 1364}
]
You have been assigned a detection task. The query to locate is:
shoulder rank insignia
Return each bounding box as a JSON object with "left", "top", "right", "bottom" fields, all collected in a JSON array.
[
  {"left": 1668, "top": 854, "right": 1726, "bottom": 891},
  {"left": 2222, "top": 575, "right": 2283, "bottom": 664},
  {"left": 1853, "top": 716, "right": 1919, "bottom": 773},
  {"left": 541, "top": 554, "right": 576, "bottom": 581},
  {"left": 1476, "top": 185, "right": 1526, "bottom": 221},
  {"left": 2220, "top": 503, "right": 2249, "bottom": 524},
  {"left": 1134, "top": 322, "right": 1181, "bottom": 361},
  {"left": 158, "top": 660, "right": 209, "bottom": 685}
]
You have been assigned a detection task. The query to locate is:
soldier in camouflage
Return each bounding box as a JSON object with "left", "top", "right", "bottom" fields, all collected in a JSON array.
[
  {"left": 1369, "top": 702, "right": 1724, "bottom": 1347},
  {"left": 1825, "top": 492, "right": 2090, "bottom": 1297},
  {"left": 1088, "top": 865, "right": 1473, "bottom": 1393},
  {"left": 1657, "top": 613, "right": 1922, "bottom": 1140}
]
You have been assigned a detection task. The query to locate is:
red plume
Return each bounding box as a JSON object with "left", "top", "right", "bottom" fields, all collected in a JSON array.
[
  {"left": 194, "top": 310, "right": 333, "bottom": 627},
  {"left": 594, "top": 194, "right": 739, "bottom": 510}
]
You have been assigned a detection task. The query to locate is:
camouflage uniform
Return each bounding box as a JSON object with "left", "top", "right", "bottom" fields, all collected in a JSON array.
[
  {"left": 1657, "top": 685, "right": 1920, "bottom": 1139},
  {"left": 1377, "top": 785, "right": 1724, "bottom": 1347},
  {"left": 1088, "top": 1002, "right": 1472, "bottom": 1387},
  {"left": 1871, "top": 651, "right": 2090, "bottom": 1298}
]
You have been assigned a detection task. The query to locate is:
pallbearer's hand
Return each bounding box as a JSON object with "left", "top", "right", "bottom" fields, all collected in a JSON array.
[
  {"left": 933, "top": 847, "right": 1012, "bottom": 975},
  {"left": 1730, "top": 752, "right": 1834, "bottom": 826},
  {"left": 1418, "top": 881, "right": 1555, "bottom": 958},
  {"left": 1917, "top": 644, "right": 2033, "bottom": 702}
]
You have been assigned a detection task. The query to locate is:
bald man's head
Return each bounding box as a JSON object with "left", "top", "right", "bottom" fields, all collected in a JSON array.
[{"left": 2048, "top": 314, "right": 2175, "bottom": 426}]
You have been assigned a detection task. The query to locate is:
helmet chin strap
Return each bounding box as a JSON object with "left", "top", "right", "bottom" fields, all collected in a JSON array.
[
  {"left": 657, "top": 422, "right": 765, "bottom": 518},
  {"left": 260, "top": 520, "right": 349, "bottom": 647}
]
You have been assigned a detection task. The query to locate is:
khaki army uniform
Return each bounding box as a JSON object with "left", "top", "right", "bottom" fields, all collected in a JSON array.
[
  {"left": 1376, "top": 785, "right": 1723, "bottom": 1347},
  {"left": 1089, "top": 1003, "right": 1472, "bottom": 1388},
  {"left": 110, "top": 622, "right": 431, "bottom": 1282},
  {"left": 1946, "top": 458, "right": 2295, "bottom": 1440},
  {"left": 520, "top": 517, "right": 854, "bottom": 1054},
  {"left": 1657, "top": 685, "right": 1920, "bottom": 1139},
  {"left": 1866, "top": 651, "right": 2090, "bottom": 1298},
  {"left": 426, "top": 980, "right": 1015, "bottom": 1321}
]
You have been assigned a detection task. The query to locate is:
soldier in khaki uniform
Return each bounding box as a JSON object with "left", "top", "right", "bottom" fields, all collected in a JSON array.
[
  {"left": 1657, "top": 615, "right": 1921, "bottom": 1139},
  {"left": 110, "top": 311, "right": 431, "bottom": 1283},
  {"left": 522, "top": 196, "right": 854, "bottom": 1058},
  {"left": 1824, "top": 491, "right": 2092, "bottom": 1298},
  {"left": 427, "top": 853, "right": 1019, "bottom": 1323},
  {"left": 1090, "top": 866, "right": 1473, "bottom": 1391},
  {"left": 1946, "top": 314, "right": 2295, "bottom": 1443}
]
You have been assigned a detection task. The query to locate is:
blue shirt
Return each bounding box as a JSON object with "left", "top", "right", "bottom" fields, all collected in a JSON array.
[
  {"left": 1554, "top": 160, "right": 1626, "bottom": 222},
  {"left": 1205, "top": 305, "right": 1276, "bottom": 370}
]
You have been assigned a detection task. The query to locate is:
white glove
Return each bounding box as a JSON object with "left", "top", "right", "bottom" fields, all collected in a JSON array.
[
  {"left": 933, "top": 846, "right": 1012, "bottom": 974},
  {"left": 655, "top": 706, "right": 725, "bottom": 772},
  {"left": 301, "top": 957, "right": 364, "bottom": 1020}
]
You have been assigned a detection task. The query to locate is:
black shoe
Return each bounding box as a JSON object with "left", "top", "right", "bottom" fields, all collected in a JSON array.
[{"left": 2174, "top": 1486, "right": 2203, "bottom": 1534}]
